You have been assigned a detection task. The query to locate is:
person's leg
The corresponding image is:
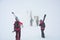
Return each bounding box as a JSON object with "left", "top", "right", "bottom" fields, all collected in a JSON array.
[
  {"left": 16, "top": 32, "right": 20, "bottom": 40},
  {"left": 36, "top": 20, "right": 38, "bottom": 26},
  {"left": 41, "top": 30, "right": 45, "bottom": 38},
  {"left": 19, "top": 31, "right": 21, "bottom": 40},
  {"left": 15, "top": 33, "right": 17, "bottom": 40},
  {"left": 16, "top": 32, "right": 18, "bottom": 40}
]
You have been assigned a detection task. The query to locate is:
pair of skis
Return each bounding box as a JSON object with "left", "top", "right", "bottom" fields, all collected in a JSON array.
[
  {"left": 43, "top": 14, "right": 46, "bottom": 22},
  {"left": 12, "top": 12, "right": 19, "bottom": 20},
  {"left": 42, "top": 14, "right": 46, "bottom": 38}
]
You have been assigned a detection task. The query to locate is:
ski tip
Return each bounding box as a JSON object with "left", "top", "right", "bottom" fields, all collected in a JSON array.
[
  {"left": 12, "top": 12, "right": 14, "bottom": 14},
  {"left": 44, "top": 14, "right": 46, "bottom": 16}
]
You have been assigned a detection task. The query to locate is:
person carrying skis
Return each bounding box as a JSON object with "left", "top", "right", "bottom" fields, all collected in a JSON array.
[
  {"left": 30, "top": 11, "right": 33, "bottom": 26},
  {"left": 13, "top": 17, "right": 23, "bottom": 40},
  {"left": 34, "top": 16, "right": 39, "bottom": 26},
  {"left": 39, "top": 14, "right": 46, "bottom": 38}
]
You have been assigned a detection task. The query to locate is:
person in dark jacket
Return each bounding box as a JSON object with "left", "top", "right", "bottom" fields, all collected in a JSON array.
[
  {"left": 39, "top": 20, "right": 45, "bottom": 38},
  {"left": 39, "top": 14, "right": 46, "bottom": 38}
]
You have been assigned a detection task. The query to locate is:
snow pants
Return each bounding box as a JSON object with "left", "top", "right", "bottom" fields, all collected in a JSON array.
[
  {"left": 16, "top": 31, "right": 21, "bottom": 40},
  {"left": 41, "top": 28, "right": 45, "bottom": 38}
]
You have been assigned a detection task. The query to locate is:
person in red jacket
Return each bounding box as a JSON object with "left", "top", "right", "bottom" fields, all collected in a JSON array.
[
  {"left": 13, "top": 17, "right": 23, "bottom": 40},
  {"left": 39, "top": 14, "right": 46, "bottom": 38},
  {"left": 39, "top": 20, "right": 45, "bottom": 38}
]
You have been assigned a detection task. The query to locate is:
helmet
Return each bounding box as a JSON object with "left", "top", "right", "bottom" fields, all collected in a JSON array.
[
  {"left": 15, "top": 17, "right": 19, "bottom": 21},
  {"left": 40, "top": 19, "right": 43, "bottom": 23}
]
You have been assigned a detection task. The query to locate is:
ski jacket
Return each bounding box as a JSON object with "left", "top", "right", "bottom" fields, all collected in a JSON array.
[
  {"left": 39, "top": 20, "right": 45, "bottom": 30},
  {"left": 14, "top": 21, "right": 23, "bottom": 32}
]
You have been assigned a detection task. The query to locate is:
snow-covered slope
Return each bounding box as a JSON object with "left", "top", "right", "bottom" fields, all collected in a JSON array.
[{"left": 0, "top": 0, "right": 60, "bottom": 40}]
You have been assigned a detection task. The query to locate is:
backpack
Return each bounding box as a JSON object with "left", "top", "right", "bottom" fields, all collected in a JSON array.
[
  {"left": 14, "top": 21, "right": 20, "bottom": 28},
  {"left": 39, "top": 22, "right": 45, "bottom": 28}
]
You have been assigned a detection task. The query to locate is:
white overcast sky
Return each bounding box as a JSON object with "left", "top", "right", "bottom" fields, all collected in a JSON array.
[{"left": 0, "top": 0, "right": 60, "bottom": 40}]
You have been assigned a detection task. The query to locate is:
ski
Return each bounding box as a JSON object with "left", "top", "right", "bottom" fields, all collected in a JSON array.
[{"left": 43, "top": 14, "right": 46, "bottom": 22}]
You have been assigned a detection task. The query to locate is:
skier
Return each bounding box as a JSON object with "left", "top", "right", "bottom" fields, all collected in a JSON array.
[
  {"left": 12, "top": 12, "right": 23, "bottom": 40},
  {"left": 34, "top": 16, "right": 39, "bottom": 26},
  {"left": 30, "top": 17, "right": 33, "bottom": 26},
  {"left": 30, "top": 11, "right": 33, "bottom": 26},
  {"left": 13, "top": 17, "right": 23, "bottom": 40},
  {"left": 39, "top": 14, "right": 46, "bottom": 38},
  {"left": 36, "top": 16, "right": 39, "bottom": 26}
]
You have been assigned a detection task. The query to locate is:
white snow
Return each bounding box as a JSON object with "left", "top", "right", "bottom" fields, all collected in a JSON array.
[{"left": 0, "top": 0, "right": 60, "bottom": 40}]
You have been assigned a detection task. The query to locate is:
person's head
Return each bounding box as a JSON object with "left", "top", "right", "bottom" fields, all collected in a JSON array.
[
  {"left": 15, "top": 17, "right": 19, "bottom": 21},
  {"left": 40, "top": 19, "right": 43, "bottom": 23}
]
